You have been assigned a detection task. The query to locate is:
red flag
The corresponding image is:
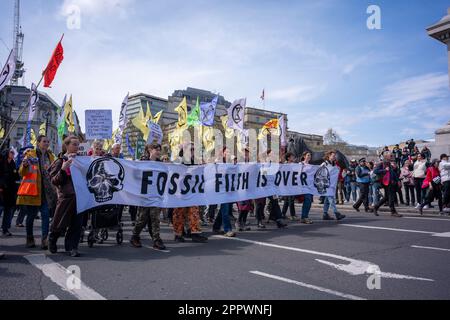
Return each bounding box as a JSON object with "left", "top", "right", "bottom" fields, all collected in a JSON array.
[{"left": 43, "top": 37, "right": 64, "bottom": 88}]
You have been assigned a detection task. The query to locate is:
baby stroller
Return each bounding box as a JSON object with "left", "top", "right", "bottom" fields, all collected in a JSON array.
[{"left": 81, "top": 205, "right": 124, "bottom": 248}]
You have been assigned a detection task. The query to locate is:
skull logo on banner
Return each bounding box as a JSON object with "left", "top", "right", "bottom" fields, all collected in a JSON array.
[
  {"left": 86, "top": 158, "right": 125, "bottom": 203},
  {"left": 314, "top": 166, "right": 331, "bottom": 195}
]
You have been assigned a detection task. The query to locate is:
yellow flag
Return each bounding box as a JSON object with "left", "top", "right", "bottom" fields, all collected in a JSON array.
[
  {"left": 258, "top": 118, "right": 279, "bottom": 140},
  {"left": 30, "top": 128, "right": 37, "bottom": 147},
  {"left": 169, "top": 128, "right": 184, "bottom": 158},
  {"left": 146, "top": 102, "right": 153, "bottom": 123},
  {"left": 39, "top": 122, "right": 46, "bottom": 136},
  {"left": 153, "top": 110, "right": 163, "bottom": 125},
  {"left": 64, "top": 95, "right": 75, "bottom": 133},
  {"left": 175, "top": 97, "right": 188, "bottom": 130},
  {"left": 0, "top": 127, "right": 5, "bottom": 139},
  {"left": 132, "top": 106, "right": 150, "bottom": 138},
  {"left": 220, "top": 115, "right": 234, "bottom": 139},
  {"left": 201, "top": 126, "right": 215, "bottom": 152}
]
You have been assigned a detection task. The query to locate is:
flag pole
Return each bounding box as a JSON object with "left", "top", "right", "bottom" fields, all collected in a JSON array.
[{"left": 0, "top": 73, "right": 44, "bottom": 150}]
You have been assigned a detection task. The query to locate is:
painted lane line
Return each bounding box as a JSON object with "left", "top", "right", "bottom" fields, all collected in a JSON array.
[
  {"left": 45, "top": 295, "right": 60, "bottom": 300},
  {"left": 214, "top": 236, "right": 433, "bottom": 282},
  {"left": 403, "top": 217, "right": 450, "bottom": 222},
  {"left": 250, "top": 271, "right": 366, "bottom": 300},
  {"left": 411, "top": 245, "right": 450, "bottom": 252},
  {"left": 25, "top": 254, "right": 106, "bottom": 300},
  {"left": 340, "top": 224, "right": 450, "bottom": 237},
  {"left": 143, "top": 246, "right": 171, "bottom": 253}
]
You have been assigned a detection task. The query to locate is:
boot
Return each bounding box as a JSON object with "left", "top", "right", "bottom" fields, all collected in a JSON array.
[
  {"left": 191, "top": 233, "right": 208, "bottom": 243},
  {"left": 41, "top": 237, "right": 49, "bottom": 250},
  {"left": 153, "top": 238, "right": 167, "bottom": 250},
  {"left": 130, "top": 235, "right": 142, "bottom": 248},
  {"left": 48, "top": 232, "right": 59, "bottom": 254},
  {"left": 26, "top": 236, "right": 36, "bottom": 248}
]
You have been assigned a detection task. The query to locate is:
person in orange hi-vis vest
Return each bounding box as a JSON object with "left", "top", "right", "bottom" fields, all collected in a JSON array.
[{"left": 17, "top": 135, "right": 56, "bottom": 249}]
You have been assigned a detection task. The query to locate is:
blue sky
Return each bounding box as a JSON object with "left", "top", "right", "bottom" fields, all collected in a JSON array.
[{"left": 0, "top": 0, "right": 449, "bottom": 147}]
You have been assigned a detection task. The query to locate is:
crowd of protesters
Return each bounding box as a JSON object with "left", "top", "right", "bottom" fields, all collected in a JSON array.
[{"left": 1, "top": 135, "right": 449, "bottom": 259}]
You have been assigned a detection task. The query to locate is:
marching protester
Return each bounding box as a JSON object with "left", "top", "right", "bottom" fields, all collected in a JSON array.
[
  {"left": 48, "top": 136, "right": 83, "bottom": 257},
  {"left": 347, "top": 160, "right": 358, "bottom": 204},
  {"left": 173, "top": 143, "right": 208, "bottom": 242},
  {"left": 109, "top": 143, "right": 124, "bottom": 159},
  {"left": 130, "top": 143, "right": 167, "bottom": 249},
  {"left": 212, "top": 147, "right": 237, "bottom": 237},
  {"left": 400, "top": 160, "right": 416, "bottom": 207},
  {"left": 373, "top": 152, "right": 403, "bottom": 217},
  {"left": 336, "top": 165, "right": 345, "bottom": 205},
  {"left": 413, "top": 153, "right": 428, "bottom": 208},
  {"left": 418, "top": 159, "right": 443, "bottom": 215},
  {"left": 0, "top": 148, "right": 20, "bottom": 237},
  {"left": 17, "top": 135, "right": 56, "bottom": 249},
  {"left": 281, "top": 152, "right": 298, "bottom": 220},
  {"left": 321, "top": 151, "right": 346, "bottom": 221},
  {"left": 299, "top": 151, "right": 313, "bottom": 224},
  {"left": 353, "top": 158, "right": 371, "bottom": 213},
  {"left": 392, "top": 162, "right": 405, "bottom": 206},
  {"left": 439, "top": 154, "right": 450, "bottom": 213},
  {"left": 236, "top": 148, "right": 253, "bottom": 231}
]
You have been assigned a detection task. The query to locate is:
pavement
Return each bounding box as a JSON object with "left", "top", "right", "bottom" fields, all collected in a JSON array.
[{"left": 1, "top": 201, "right": 450, "bottom": 300}]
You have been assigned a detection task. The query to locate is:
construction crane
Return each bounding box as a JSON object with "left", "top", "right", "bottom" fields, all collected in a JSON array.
[{"left": 11, "top": 0, "right": 25, "bottom": 86}]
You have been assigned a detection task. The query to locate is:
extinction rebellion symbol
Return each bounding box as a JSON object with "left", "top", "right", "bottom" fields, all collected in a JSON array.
[{"left": 232, "top": 104, "right": 242, "bottom": 124}]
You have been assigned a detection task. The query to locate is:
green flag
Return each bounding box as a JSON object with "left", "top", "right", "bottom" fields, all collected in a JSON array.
[{"left": 187, "top": 96, "right": 200, "bottom": 128}]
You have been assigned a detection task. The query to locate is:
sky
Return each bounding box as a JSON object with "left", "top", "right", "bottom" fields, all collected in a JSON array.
[{"left": 0, "top": 0, "right": 449, "bottom": 147}]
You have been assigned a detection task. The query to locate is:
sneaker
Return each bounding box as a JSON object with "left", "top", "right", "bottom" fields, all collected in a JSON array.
[
  {"left": 224, "top": 231, "right": 236, "bottom": 237},
  {"left": 289, "top": 216, "right": 299, "bottom": 221},
  {"left": 70, "top": 249, "right": 80, "bottom": 257},
  {"left": 130, "top": 236, "right": 142, "bottom": 248},
  {"left": 213, "top": 229, "right": 225, "bottom": 235},
  {"left": 323, "top": 215, "right": 335, "bottom": 221},
  {"left": 443, "top": 207, "right": 450, "bottom": 213},
  {"left": 257, "top": 223, "right": 266, "bottom": 229},
  {"left": 415, "top": 203, "right": 420, "bottom": 209},
  {"left": 16, "top": 223, "right": 24, "bottom": 228},
  {"left": 153, "top": 239, "right": 167, "bottom": 250},
  {"left": 191, "top": 234, "right": 208, "bottom": 243},
  {"left": 301, "top": 218, "right": 313, "bottom": 224},
  {"left": 423, "top": 205, "right": 430, "bottom": 209},
  {"left": 174, "top": 235, "right": 185, "bottom": 242},
  {"left": 336, "top": 214, "right": 346, "bottom": 221}
]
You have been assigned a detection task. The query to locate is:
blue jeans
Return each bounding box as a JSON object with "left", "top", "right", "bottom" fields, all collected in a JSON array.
[
  {"left": 372, "top": 182, "right": 381, "bottom": 205},
  {"left": 213, "top": 203, "right": 233, "bottom": 233},
  {"left": 25, "top": 202, "right": 50, "bottom": 238},
  {"left": 323, "top": 196, "right": 339, "bottom": 217},
  {"left": 350, "top": 182, "right": 358, "bottom": 202},
  {"left": 301, "top": 194, "right": 313, "bottom": 219}
]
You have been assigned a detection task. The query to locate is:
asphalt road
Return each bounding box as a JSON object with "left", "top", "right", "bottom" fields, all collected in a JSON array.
[{"left": 1, "top": 202, "right": 450, "bottom": 300}]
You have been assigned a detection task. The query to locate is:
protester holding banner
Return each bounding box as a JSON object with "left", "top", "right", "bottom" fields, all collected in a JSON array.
[
  {"left": 17, "top": 135, "right": 56, "bottom": 249},
  {"left": 281, "top": 152, "right": 298, "bottom": 221},
  {"left": 130, "top": 143, "right": 166, "bottom": 250},
  {"left": 321, "top": 151, "right": 346, "bottom": 221},
  {"left": 299, "top": 151, "right": 314, "bottom": 224},
  {"left": 48, "top": 136, "right": 83, "bottom": 257},
  {"left": 171, "top": 143, "right": 208, "bottom": 243},
  {"left": 236, "top": 149, "right": 254, "bottom": 232}
]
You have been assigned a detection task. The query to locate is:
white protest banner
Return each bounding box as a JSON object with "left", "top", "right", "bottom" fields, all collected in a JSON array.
[
  {"left": 71, "top": 158, "right": 339, "bottom": 213},
  {"left": 146, "top": 120, "right": 163, "bottom": 144},
  {"left": 85, "top": 110, "right": 113, "bottom": 140}
]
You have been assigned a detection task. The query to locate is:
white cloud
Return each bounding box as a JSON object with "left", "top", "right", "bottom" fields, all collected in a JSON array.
[
  {"left": 270, "top": 85, "right": 327, "bottom": 104},
  {"left": 60, "top": 0, "right": 134, "bottom": 17}
]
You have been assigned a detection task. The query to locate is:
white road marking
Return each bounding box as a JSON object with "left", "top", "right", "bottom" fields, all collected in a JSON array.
[
  {"left": 25, "top": 254, "right": 106, "bottom": 300},
  {"left": 45, "top": 295, "right": 60, "bottom": 300},
  {"left": 143, "top": 246, "right": 171, "bottom": 253},
  {"left": 340, "top": 224, "right": 450, "bottom": 237},
  {"left": 404, "top": 217, "right": 450, "bottom": 222},
  {"left": 214, "top": 236, "right": 433, "bottom": 281},
  {"left": 411, "top": 245, "right": 450, "bottom": 252},
  {"left": 250, "top": 271, "right": 366, "bottom": 300}
]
